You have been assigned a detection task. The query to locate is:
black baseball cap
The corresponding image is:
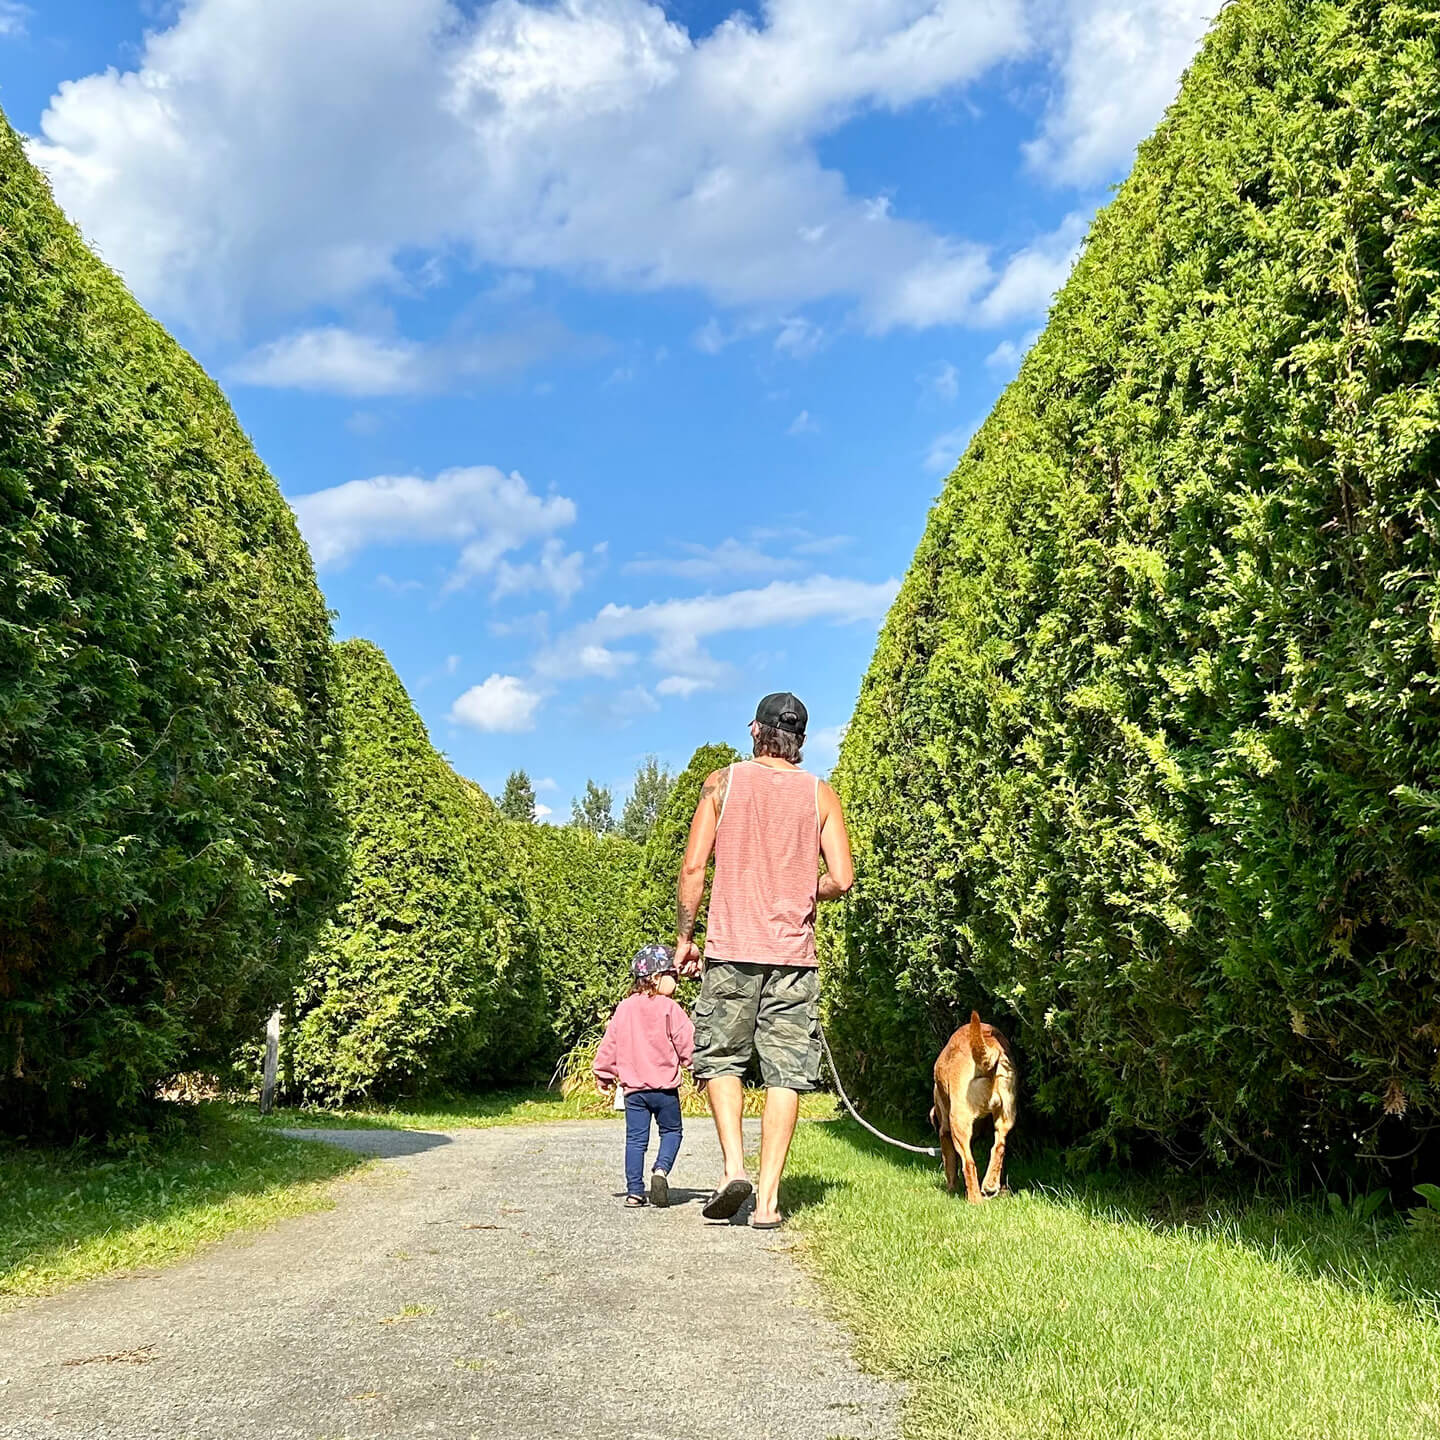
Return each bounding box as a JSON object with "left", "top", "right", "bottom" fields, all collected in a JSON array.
[{"left": 754, "top": 691, "right": 808, "bottom": 735}]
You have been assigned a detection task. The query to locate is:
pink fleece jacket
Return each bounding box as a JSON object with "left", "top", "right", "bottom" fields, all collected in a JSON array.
[{"left": 593, "top": 992, "right": 695, "bottom": 1092}]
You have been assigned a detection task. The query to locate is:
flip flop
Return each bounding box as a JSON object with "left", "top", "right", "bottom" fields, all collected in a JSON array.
[
  {"left": 649, "top": 1171, "right": 670, "bottom": 1208},
  {"left": 625, "top": 1194, "right": 647, "bottom": 1208},
  {"left": 750, "top": 1218, "right": 784, "bottom": 1230},
  {"left": 701, "top": 1178, "right": 753, "bottom": 1221}
]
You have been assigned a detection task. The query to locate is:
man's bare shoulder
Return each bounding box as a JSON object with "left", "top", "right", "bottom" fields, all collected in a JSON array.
[
  {"left": 817, "top": 777, "right": 845, "bottom": 814},
  {"left": 699, "top": 767, "right": 732, "bottom": 809}
]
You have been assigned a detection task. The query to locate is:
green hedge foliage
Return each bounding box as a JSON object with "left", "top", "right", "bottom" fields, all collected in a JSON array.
[
  {"left": 508, "top": 822, "right": 644, "bottom": 1059},
  {"left": 287, "top": 641, "right": 537, "bottom": 1103},
  {"left": 0, "top": 110, "right": 342, "bottom": 1133},
  {"left": 626, "top": 742, "right": 745, "bottom": 949},
  {"left": 826, "top": 0, "right": 1440, "bottom": 1170}
]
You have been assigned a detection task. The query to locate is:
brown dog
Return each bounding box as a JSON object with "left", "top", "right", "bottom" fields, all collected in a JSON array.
[{"left": 932, "top": 1012, "right": 1018, "bottom": 1202}]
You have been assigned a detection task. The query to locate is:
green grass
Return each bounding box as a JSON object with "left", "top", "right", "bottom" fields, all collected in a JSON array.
[
  {"left": 247, "top": 1085, "right": 838, "bottom": 1131},
  {"left": 783, "top": 1121, "right": 1440, "bottom": 1440},
  {"left": 0, "top": 1105, "right": 362, "bottom": 1305}
]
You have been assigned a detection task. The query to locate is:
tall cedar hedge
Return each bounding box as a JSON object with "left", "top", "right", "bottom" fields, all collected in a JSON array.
[
  {"left": 626, "top": 742, "right": 745, "bottom": 950},
  {"left": 509, "top": 822, "right": 645, "bottom": 1058},
  {"left": 287, "top": 641, "right": 537, "bottom": 1103},
  {"left": 826, "top": 0, "right": 1440, "bottom": 1171},
  {"left": 0, "top": 110, "right": 342, "bottom": 1132}
]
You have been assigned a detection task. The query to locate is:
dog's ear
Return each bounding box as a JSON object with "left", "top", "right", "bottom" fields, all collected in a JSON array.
[{"left": 968, "top": 1011, "right": 988, "bottom": 1066}]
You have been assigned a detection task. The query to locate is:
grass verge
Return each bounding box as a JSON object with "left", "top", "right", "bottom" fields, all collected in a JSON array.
[
  {"left": 247, "top": 1085, "right": 838, "bottom": 1131},
  {"left": 0, "top": 1105, "right": 362, "bottom": 1306},
  {"left": 783, "top": 1121, "right": 1440, "bottom": 1440}
]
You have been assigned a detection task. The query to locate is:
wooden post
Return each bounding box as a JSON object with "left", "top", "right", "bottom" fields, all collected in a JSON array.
[{"left": 260, "top": 1008, "right": 281, "bottom": 1116}]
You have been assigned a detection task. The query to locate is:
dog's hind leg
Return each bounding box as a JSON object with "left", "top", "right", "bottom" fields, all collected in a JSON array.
[
  {"left": 934, "top": 1086, "right": 958, "bottom": 1193},
  {"left": 981, "top": 1112, "right": 1012, "bottom": 1198},
  {"left": 950, "top": 1112, "right": 982, "bottom": 1203}
]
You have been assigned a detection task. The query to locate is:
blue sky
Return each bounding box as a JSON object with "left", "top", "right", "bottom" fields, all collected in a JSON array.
[{"left": 1, "top": 0, "right": 1214, "bottom": 819}]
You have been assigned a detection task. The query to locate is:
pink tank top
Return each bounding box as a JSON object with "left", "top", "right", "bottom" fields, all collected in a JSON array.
[{"left": 705, "top": 761, "right": 821, "bottom": 967}]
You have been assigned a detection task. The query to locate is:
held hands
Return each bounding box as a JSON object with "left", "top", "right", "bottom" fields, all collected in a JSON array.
[{"left": 675, "top": 938, "right": 702, "bottom": 977}]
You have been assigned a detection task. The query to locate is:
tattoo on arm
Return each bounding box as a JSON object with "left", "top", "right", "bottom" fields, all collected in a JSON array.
[{"left": 676, "top": 899, "right": 697, "bottom": 942}]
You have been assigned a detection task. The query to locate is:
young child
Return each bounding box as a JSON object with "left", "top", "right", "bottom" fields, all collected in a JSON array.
[{"left": 593, "top": 942, "right": 694, "bottom": 1208}]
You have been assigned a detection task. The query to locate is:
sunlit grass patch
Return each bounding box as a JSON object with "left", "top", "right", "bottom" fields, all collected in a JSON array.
[
  {"left": 0, "top": 1105, "right": 362, "bottom": 1306},
  {"left": 784, "top": 1121, "right": 1440, "bottom": 1440},
  {"left": 245, "top": 1084, "right": 837, "bottom": 1131}
]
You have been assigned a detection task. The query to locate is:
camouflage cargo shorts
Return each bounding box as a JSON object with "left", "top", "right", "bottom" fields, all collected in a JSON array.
[{"left": 692, "top": 961, "right": 822, "bottom": 1092}]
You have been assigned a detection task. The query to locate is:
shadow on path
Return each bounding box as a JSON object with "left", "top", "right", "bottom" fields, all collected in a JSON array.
[{"left": 280, "top": 1127, "right": 453, "bottom": 1158}]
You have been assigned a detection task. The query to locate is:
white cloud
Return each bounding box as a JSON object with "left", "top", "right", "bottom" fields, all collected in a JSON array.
[
  {"left": 534, "top": 802, "right": 554, "bottom": 819},
  {"left": 0, "top": 2, "right": 29, "bottom": 39},
  {"left": 445, "top": 654, "right": 461, "bottom": 675},
  {"left": 491, "top": 537, "right": 587, "bottom": 606},
  {"left": 232, "top": 328, "right": 423, "bottom": 396},
  {"left": 1025, "top": 0, "right": 1217, "bottom": 184},
  {"left": 789, "top": 532, "right": 853, "bottom": 557},
  {"left": 535, "top": 776, "right": 559, "bottom": 792},
  {"left": 985, "top": 327, "right": 1042, "bottom": 373},
  {"left": 924, "top": 419, "right": 983, "bottom": 473},
  {"left": 449, "top": 674, "right": 543, "bottom": 732},
  {"left": 231, "top": 319, "right": 581, "bottom": 395},
  {"left": 627, "top": 537, "right": 805, "bottom": 582},
  {"left": 656, "top": 675, "right": 713, "bottom": 698},
  {"left": 537, "top": 574, "right": 900, "bottom": 688},
  {"left": 290, "top": 466, "right": 577, "bottom": 597},
  {"left": 973, "top": 211, "right": 1088, "bottom": 325},
  {"left": 581, "top": 685, "right": 661, "bottom": 730},
  {"left": 864, "top": 242, "right": 994, "bottom": 331},
  {"left": 575, "top": 644, "right": 636, "bottom": 677},
  {"left": 374, "top": 573, "right": 425, "bottom": 595},
  {"left": 920, "top": 361, "right": 960, "bottom": 403},
  {"left": 807, "top": 721, "right": 851, "bottom": 768},
  {"left": 774, "top": 315, "right": 825, "bottom": 358},
  {"left": 626, "top": 529, "right": 849, "bottom": 581},
  {"left": 787, "top": 409, "right": 819, "bottom": 436},
  {"left": 24, "top": 0, "right": 1174, "bottom": 342}
]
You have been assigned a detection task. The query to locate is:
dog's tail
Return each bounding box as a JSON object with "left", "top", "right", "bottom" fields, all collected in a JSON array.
[{"left": 968, "top": 1010, "right": 995, "bottom": 1068}]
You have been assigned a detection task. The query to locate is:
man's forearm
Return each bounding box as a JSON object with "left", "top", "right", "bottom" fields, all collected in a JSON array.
[
  {"left": 676, "top": 867, "right": 706, "bottom": 941},
  {"left": 817, "top": 873, "right": 849, "bottom": 902}
]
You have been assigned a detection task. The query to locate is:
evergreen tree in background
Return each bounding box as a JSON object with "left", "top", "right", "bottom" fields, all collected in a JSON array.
[
  {"left": 619, "top": 755, "right": 675, "bottom": 843},
  {"left": 500, "top": 769, "right": 537, "bottom": 823},
  {"left": 571, "top": 780, "right": 616, "bottom": 834}
]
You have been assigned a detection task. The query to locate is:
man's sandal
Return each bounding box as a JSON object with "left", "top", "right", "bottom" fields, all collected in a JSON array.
[
  {"left": 649, "top": 1171, "right": 670, "bottom": 1207},
  {"left": 751, "top": 1217, "right": 783, "bottom": 1230},
  {"left": 701, "top": 1178, "right": 753, "bottom": 1221},
  {"left": 625, "top": 1194, "right": 647, "bottom": 1207}
]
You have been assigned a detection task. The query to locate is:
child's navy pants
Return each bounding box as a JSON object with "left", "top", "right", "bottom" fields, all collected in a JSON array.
[{"left": 623, "top": 1087, "right": 682, "bottom": 1197}]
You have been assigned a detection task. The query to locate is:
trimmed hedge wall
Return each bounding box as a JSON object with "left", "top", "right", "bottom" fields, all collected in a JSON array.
[
  {"left": 509, "top": 822, "right": 644, "bottom": 1059},
  {"left": 0, "top": 110, "right": 342, "bottom": 1133},
  {"left": 826, "top": 0, "right": 1440, "bottom": 1170},
  {"left": 626, "top": 742, "right": 745, "bottom": 950},
  {"left": 287, "top": 641, "right": 536, "bottom": 1103}
]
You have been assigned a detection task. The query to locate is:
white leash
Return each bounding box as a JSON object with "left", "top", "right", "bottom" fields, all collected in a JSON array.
[{"left": 818, "top": 1022, "right": 941, "bottom": 1159}]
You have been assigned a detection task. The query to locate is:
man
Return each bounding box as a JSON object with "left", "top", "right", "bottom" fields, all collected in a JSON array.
[{"left": 675, "top": 692, "right": 854, "bottom": 1227}]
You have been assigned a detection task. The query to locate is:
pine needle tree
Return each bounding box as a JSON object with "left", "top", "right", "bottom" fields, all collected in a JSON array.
[
  {"left": 500, "top": 769, "right": 537, "bottom": 823},
  {"left": 619, "top": 755, "right": 675, "bottom": 843},
  {"left": 571, "top": 780, "right": 616, "bottom": 834}
]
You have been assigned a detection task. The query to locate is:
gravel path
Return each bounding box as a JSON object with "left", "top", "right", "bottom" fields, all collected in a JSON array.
[{"left": 0, "top": 1119, "right": 900, "bottom": 1440}]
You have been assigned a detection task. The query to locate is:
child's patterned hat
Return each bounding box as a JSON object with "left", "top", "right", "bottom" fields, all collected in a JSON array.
[{"left": 631, "top": 942, "right": 677, "bottom": 980}]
